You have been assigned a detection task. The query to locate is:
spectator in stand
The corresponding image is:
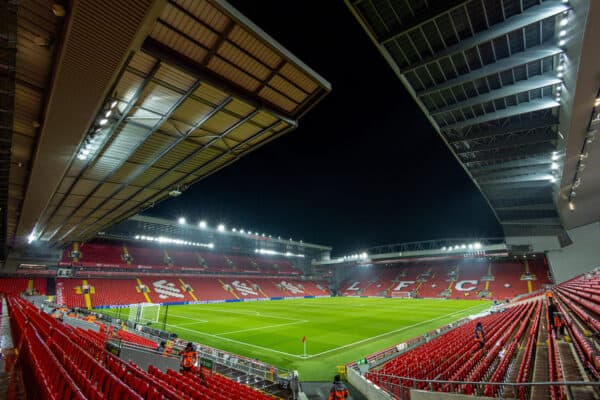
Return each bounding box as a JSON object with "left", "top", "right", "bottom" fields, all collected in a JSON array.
[
  {"left": 474, "top": 322, "right": 485, "bottom": 350},
  {"left": 179, "top": 342, "right": 198, "bottom": 373},
  {"left": 157, "top": 341, "right": 166, "bottom": 353},
  {"left": 328, "top": 374, "right": 349, "bottom": 400},
  {"left": 553, "top": 313, "right": 565, "bottom": 339}
]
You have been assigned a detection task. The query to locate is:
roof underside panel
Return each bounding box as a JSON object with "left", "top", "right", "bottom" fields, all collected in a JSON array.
[
  {"left": 14, "top": 0, "right": 329, "bottom": 249},
  {"left": 347, "top": 0, "right": 569, "bottom": 236}
]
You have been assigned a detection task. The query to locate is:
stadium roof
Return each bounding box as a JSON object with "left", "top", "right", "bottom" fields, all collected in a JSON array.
[
  {"left": 3, "top": 0, "right": 330, "bottom": 259},
  {"left": 346, "top": 0, "right": 600, "bottom": 239}
]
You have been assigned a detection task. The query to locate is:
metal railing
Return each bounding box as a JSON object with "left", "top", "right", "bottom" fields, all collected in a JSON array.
[{"left": 351, "top": 370, "right": 600, "bottom": 400}]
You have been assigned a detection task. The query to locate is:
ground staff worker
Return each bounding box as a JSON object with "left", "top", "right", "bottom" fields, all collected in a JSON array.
[
  {"left": 179, "top": 342, "right": 198, "bottom": 373},
  {"left": 328, "top": 374, "right": 349, "bottom": 400}
]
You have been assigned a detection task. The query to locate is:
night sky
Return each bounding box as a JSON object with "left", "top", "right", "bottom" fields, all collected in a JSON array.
[{"left": 145, "top": 1, "right": 502, "bottom": 254}]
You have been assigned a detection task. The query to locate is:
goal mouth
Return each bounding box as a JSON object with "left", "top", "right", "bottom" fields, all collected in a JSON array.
[{"left": 128, "top": 303, "right": 161, "bottom": 325}]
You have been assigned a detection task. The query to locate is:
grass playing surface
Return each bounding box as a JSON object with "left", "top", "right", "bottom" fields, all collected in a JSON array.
[{"left": 101, "top": 297, "right": 490, "bottom": 380}]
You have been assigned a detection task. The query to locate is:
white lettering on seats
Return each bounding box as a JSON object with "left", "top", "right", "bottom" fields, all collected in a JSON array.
[
  {"left": 153, "top": 280, "right": 184, "bottom": 299},
  {"left": 455, "top": 280, "right": 478, "bottom": 291},
  {"left": 393, "top": 281, "right": 416, "bottom": 291},
  {"left": 232, "top": 281, "right": 258, "bottom": 296},
  {"left": 280, "top": 281, "right": 304, "bottom": 294},
  {"left": 346, "top": 282, "right": 361, "bottom": 291}
]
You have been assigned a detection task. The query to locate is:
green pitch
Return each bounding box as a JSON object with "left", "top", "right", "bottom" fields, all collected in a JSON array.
[{"left": 101, "top": 297, "right": 489, "bottom": 380}]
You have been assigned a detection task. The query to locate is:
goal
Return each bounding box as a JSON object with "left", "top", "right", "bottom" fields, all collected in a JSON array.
[{"left": 128, "top": 303, "right": 161, "bottom": 325}]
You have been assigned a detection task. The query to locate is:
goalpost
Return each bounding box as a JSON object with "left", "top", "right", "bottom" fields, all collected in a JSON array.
[{"left": 128, "top": 303, "right": 161, "bottom": 325}]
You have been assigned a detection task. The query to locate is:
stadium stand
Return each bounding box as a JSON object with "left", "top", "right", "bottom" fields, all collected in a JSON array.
[
  {"left": 61, "top": 240, "right": 301, "bottom": 275},
  {"left": 48, "top": 276, "right": 330, "bottom": 308},
  {"left": 340, "top": 259, "right": 553, "bottom": 300},
  {"left": 6, "top": 295, "right": 278, "bottom": 400},
  {"left": 357, "top": 270, "right": 600, "bottom": 399},
  {"left": 0, "top": 278, "right": 45, "bottom": 295}
]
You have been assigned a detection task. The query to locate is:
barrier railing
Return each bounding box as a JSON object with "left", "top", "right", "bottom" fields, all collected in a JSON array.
[{"left": 350, "top": 370, "right": 600, "bottom": 400}]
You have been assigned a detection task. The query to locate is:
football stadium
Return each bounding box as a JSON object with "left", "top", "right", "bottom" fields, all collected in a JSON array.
[{"left": 1, "top": 0, "right": 600, "bottom": 399}]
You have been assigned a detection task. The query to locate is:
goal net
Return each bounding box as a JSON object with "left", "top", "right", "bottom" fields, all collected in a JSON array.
[{"left": 128, "top": 303, "right": 160, "bottom": 325}]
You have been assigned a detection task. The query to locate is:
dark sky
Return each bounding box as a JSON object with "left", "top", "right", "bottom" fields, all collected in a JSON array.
[{"left": 145, "top": 0, "right": 502, "bottom": 254}]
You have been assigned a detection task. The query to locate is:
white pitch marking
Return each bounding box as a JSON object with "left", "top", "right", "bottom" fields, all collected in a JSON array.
[
  {"left": 302, "top": 303, "right": 487, "bottom": 359},
  {"left": 161, "top": 322, "right": 305, "bottom": 358},
  {"left": 218, "top": 320, "right": 309, "bottom": 335},
  {"left": 180, "top": 306, "right": 305, "bottom": 322}
]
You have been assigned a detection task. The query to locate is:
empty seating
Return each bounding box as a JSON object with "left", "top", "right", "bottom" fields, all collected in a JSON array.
[{"left": 5, "top": 295, "right": 281, "bottom": 400}]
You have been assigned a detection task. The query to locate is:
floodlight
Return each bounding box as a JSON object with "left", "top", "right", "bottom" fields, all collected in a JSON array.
[
  {"left": 474, "top": 242, "right": 482, "bottom": 249},
  {"left": 461, "top": 244, "right": 466, "bottom": 249},
  {"left": 99, "top": 118, "right": 108, "bottom": 126},
  {"left": 217, "top": 224, "right": 225, "bottom": 232},
  {"left": 559, "top": 30, "right": 566, "bottom": 37},
  {"left": 559, "top": 18, "right": 568, "bottom": 27},
  {"left": 441, "top": 246, "right": 446, "bottom": 251},
  {"left": 568, "top": 201, "right": 575, "bottom": 211},
  {"left": 198, "top": 221, "right": 207, "bottom": 229},
  {"left": 557, "top": 72, "right": 564, "bottom": 78},
  {"left": 110, "top": 100, "right": 118, "bottom": 109},
  {"left": 559, "top": 39, "right": 566, "bottom": 46},
  {"left": 232, "top": 228, "right": 237, "bottom": 232},
  {"left": 551, "top": 162, "right": 559, "bottom": 170},
  {"left": 178, "top": 217, "right": 186, "bottom": 225},
  {"left": 105, "top": 110, "right": 112, "bottom": 118},
  {"left": 27, "top": 233, "right": 36, "bottom": 244}
]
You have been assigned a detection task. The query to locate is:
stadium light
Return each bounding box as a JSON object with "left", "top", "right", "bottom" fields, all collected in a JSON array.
[
  {"left": 217, "top": 224, "right": 225, "bottom": 232},
  {"left": 559, "top": 30, "right": 566, "bottom": 37},
  {"left": 441, "top": 246, "right": 446, "bottom": 251},
  {"left": 198, "top": 220, "right": 207, "bottom": 229},
  {"left": 98, "top": 118, "right": 108, "bottom": 126},
  {"left": 232, "top": 228, "right": 237, "bottom": 232},
  {"left": 559, "top": 39, "right": 566, "bottom": 47},
  {"left": 240, "top": 229, "right": 245, "bottom": 233},
  {"left": 110, "top": 100, "right": 118, "bottom": 109},
  {"left": 178, "top": 217, "right": 186, "bottom": 225},
  {"left": 568, "top": 201, "right": 575, "bottom": 211},
  {"left": 27, "top": 232, "right": 36, "bottom": 244},
  {"left": 461, "top": 244, "right": 466, "bottom": 249},
  {"left": 474, "top": 242, "right": 482, "bottom": 250},
  {"left": 551, "top": 152, "right": 559, "bottom": 161}
]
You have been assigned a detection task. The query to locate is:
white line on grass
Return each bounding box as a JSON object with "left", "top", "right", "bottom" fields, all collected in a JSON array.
[
  {"left": 178, "top": 321, "right": 209, "bottom": 326},
  {"left": 181, "top": 307, "right": 305, "bottom": 322},
  {"left": 218, "top": 320, "right": 309, "bottom": 335},
  {"left": 303, "top": 303, "right": 486, "bottom": 359},
  {"left": 161, "top": 322, "right": 305, "bottom": 359}
]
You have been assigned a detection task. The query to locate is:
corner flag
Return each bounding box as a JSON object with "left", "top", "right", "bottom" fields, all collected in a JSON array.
[{"left": 302, "top": 336, "right": 307, "bottom": 357}]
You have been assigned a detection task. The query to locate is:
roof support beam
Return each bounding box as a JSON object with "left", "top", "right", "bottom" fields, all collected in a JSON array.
[
  {"left": 62, "top": 119, "right": 284, "bottom": 243},
  {"left": 456, "top": 129, "right": 557, "bottom": 155},
  {"left": 464, "top": 145, "right": 554, "bottom": 165},
  {"left": 378, "top": 0, "right": 468, "bottom": 44},
  {"left": 447, "top": 115, "right": 558, "bottom": 143},
  {"left": 402, "top": 1, "right": 568, "bottom": 74},
  {"left": 479, "top": 173, "right": 555, "bottom": 185},
  {"left": 495, "top": 203, "right": 557, "bottom": 211},
  {"left": 472, "top": 163, "right": 554, "bottom": 180},
  {"left": 417, "top": 44, "right": 562, "bottom": 97},
  {"left": 432, "top": 74, "right": 562, "bottom": 115},
  {"left": 442, "top": 98, "right": 559, "bottom": 131},
  {"left": 142, "top": 38, "right": 296, "bottom": 124}
]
